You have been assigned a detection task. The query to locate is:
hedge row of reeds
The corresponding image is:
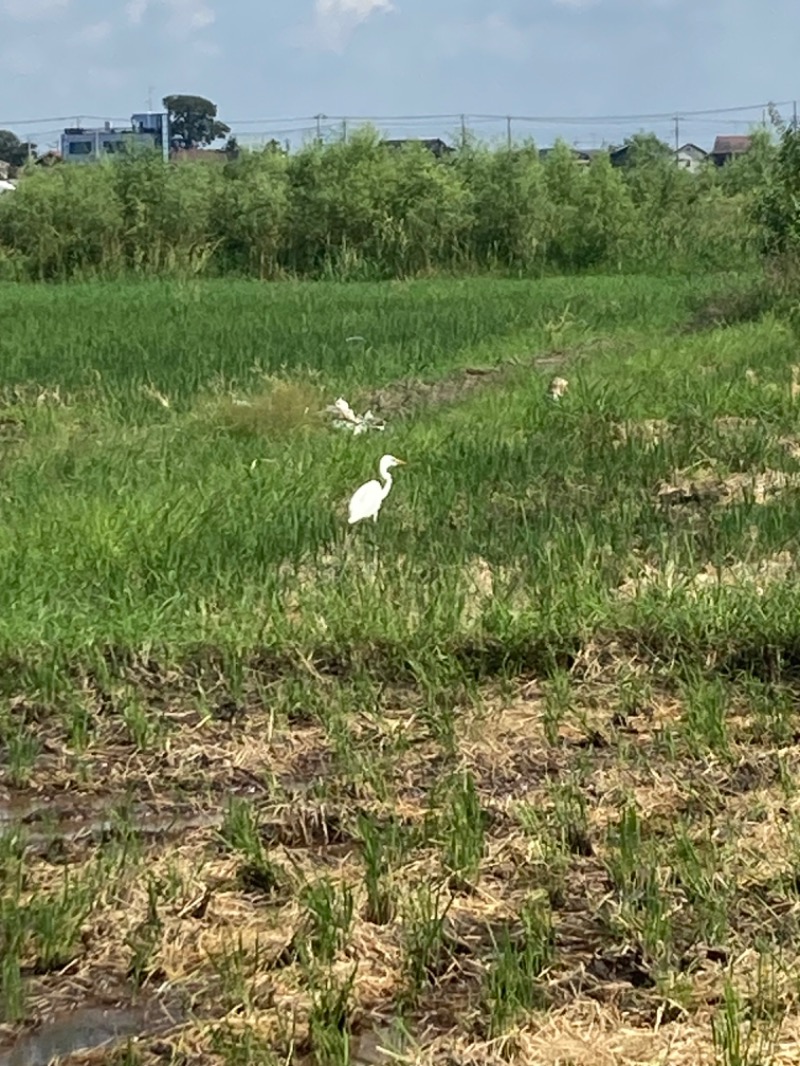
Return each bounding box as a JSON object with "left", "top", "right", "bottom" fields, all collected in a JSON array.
[{"left": 0, "top": 127, "right": 776, "bottom": 282}]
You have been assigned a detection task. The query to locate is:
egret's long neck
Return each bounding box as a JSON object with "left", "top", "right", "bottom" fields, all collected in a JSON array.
[{"left": 380, "top": 469, "right": 393, "bottom": 500}]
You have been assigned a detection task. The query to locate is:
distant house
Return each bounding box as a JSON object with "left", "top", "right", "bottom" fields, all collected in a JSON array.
[
  {"left": 710, "top": 135, "right": 752, "bottom": 166},
  {"left": 608, "top": 144, "right": 635, "bottom": 167},
  {"left": 608, "top": 142, "right": 707, "bottom": 172},
  {"left": 675, "top": 143, "right": 708, "bottom": 173},
  {"left": 575, "top": 148, "right": 606, "bottom": 166},
  {"left": 60, "top": 113, "right": 166, "bottom": 163},
  {"left": 381, "top": 138, "right": 454, "bottom": 158}
]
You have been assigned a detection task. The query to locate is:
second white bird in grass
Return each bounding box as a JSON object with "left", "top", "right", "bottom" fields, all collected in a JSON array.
[{"left": 347, "top": 454, "right": 406, "bottom": 525}]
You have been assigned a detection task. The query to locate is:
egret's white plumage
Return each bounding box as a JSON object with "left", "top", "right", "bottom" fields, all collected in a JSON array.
[{"left": 347, "top": 454, "right": 406, "bottom": 525}]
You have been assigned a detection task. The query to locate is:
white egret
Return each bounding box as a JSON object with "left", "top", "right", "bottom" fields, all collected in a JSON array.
[{"left": 347, "top": 454, "right": 406, "bottom": 525}]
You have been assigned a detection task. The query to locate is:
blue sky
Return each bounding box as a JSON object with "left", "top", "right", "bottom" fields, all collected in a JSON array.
[{"left": 1, "top": 0, "right": 797, "bottom": 153}]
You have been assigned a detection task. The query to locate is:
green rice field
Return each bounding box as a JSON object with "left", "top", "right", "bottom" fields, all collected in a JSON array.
[{"left": 3, "top": 271, "right": 800, "bottom": 1065}]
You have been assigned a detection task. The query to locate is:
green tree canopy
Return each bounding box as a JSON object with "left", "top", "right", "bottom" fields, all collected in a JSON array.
[
  {"left": 617, "top": 132, "right": 673, "bottom": 168},
  {"left": 0, "top": 129, "right": 36, "bottom": 167},
  {"left": 163, "top": 95, "right": 230, "bottom": 149},
  {"left": 755, "top": 126, "right": 800, "bottom": 256}
]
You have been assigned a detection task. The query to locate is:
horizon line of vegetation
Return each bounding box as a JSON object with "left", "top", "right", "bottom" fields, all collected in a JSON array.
[{"left": 0, "top": 123, "right": 793, "bottom": 283}]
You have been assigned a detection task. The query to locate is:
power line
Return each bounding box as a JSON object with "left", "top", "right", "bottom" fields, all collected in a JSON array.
[
  {"left": 289, "top": 101, "right": 794, "bottom": 125},
  {"left": 227, "top": 112, "right": 464, "bottom": 125},
  {"left": 3, "top": 99, "right": 793, "bottom": 131},
  {"left": 2, "top": 100, "right": 788, "bottom": 158},
  {"left": 0, "top": 115, "right": 132, "bottom": 127},
  {"left": 224, "top": 115, "right": 332, "bottom": 126},
  {"left": 462, "top": 101, "right": 794, "bottom": 123}
]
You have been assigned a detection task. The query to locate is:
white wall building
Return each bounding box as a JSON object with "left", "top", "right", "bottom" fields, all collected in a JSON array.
[
  {"left": 675, "top": 143, "right": 709, "bottom": 173},
  {"left": 60, "top": 113, "right": 168, "bottom": 163}
]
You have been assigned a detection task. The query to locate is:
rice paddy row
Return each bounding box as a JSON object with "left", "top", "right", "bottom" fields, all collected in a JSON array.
[{"left": 2, "top": 271, "right": 800, "bottom": 1064}]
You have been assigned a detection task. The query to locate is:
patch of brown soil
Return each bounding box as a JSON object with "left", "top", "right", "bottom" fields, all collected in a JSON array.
[
  {"left": 403, "top": 1001, "right": 717, "bottom": 1066},
  {"left": 618, "top": 552, "right": 795, "bottom": 601},
  {"left": 713, "top": 415, "right": 758, "bottom": 433},
  {"left": 680, "top": 288, "right": 770, "bottom": 335},
  {"left": 657, "top": 463, "right": 800, "bottom": 508},
  {"left": 612, "top": 416, "right": 760, "bottom": 453},
  {"left": 0, "top": 415, "right": 25, "bottom": 442},
  {"left": 694, "top": 552, "right": 795, "bottom": 595},
  {"left": 363, "top": 339, "right": 613, "bottom": 419},
  {"left": 612, "top": 419, "right": 672, "bottom": 449},
  {"left": 780, "top": 435, "right": 800, "bottom": 461},
  {"left": 6, "top": 662, "right": 800, "bottom": 1063}
]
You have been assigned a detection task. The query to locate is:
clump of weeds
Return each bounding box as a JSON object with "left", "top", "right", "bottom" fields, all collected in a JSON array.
[
  {"left": 483, "top": 893, "right": 554, "bottom": 1039},
  {"left": 220, "top": 798, "right": 282, "bottom": 895},
  {"left": 300, "top": 878, "right": 355, "bottom": 964},
  {"left": 401, "top": 879, "right": 456, "bottom": 1005},
  {"left": 439, "top": 770, "right": 487, "bottom": 891}
]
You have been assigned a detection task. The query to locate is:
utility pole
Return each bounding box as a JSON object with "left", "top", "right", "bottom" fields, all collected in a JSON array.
[
  {"left": 794, "top": 100, "right": 798, "bottom": 131},
  {"left": 674, "top": 115, "right": 679, "bottom": 157},
  {"left": 342, "top": 118, "right": 348, "bottom": 144},
  {"left": 315, "top": 113, "right": 324, "bottom": 143},
  {"left": 460, "top": 113, "right": 467, "bottom": 149},
  {"left": 506, "top": 115, "right": 512, "bottom": 151}
]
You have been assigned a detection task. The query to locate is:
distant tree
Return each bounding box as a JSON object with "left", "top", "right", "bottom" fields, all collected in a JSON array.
[
  {"left": 616, "top": 132, "right": 673, "bottom": 168},
  {"left": 767, "top": 102, "right": 788, "bottom": 136},
  {"left": 755, "top": 125, "right": 800, "bottom": 257},
  {"left": 0, "top": 129, "right": 36, "bottom": 167},
  {"left": 718, "top": 127, "right": 776, "bottom": 196},
  {"left": 163, "top": 94, "right": 230, "bottom": 149}
]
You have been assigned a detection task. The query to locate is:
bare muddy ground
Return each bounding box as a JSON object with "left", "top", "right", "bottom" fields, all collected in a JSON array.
[
  {"left": 362, "top": 338, "right": 615, "bottom": 419},
  {"left": 3, "top": 651, "right": 800, "bottom": 1064}
]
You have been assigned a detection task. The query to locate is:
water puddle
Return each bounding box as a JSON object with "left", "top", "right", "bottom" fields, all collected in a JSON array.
[
  {"left": 351, "top": 1021, "right": 413, "bottom": 1065},
  {"left": 0, "top": 779, "right": 298, "bottom": 854},
  {"left": 0, "top": 1001, "right": 184, "bottom": 1066},
  {"left": 0, "top": 794, "right": 226, "bottom": 854},
  {"left": 1, "top": 1012, "right": 407, "bottom": 1066}
]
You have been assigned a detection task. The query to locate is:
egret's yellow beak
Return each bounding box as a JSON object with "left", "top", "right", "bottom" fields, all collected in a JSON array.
[{"left": 395, "top": 458, "right": 407, "bottom": 465}]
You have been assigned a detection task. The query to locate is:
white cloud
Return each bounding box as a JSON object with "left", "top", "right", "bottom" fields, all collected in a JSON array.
[
  {"left": 316, "top": 0, "right": 392, "bottom": 18},
  {"left": 2, "top": 0, "right": 69, "bottom": 20},
  {"left": 171, "top": 0, "right": 214, "bottom": 30},
  {"left": 125, "top": 0, "right": 148, "bottom": 24},
  {"left": 308, "top": 0, "right": 394, "bottom": 52}
]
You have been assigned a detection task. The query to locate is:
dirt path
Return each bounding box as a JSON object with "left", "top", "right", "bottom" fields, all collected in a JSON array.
[{"left": 362, "top": 339, "right": 612, "bottom": 420}]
